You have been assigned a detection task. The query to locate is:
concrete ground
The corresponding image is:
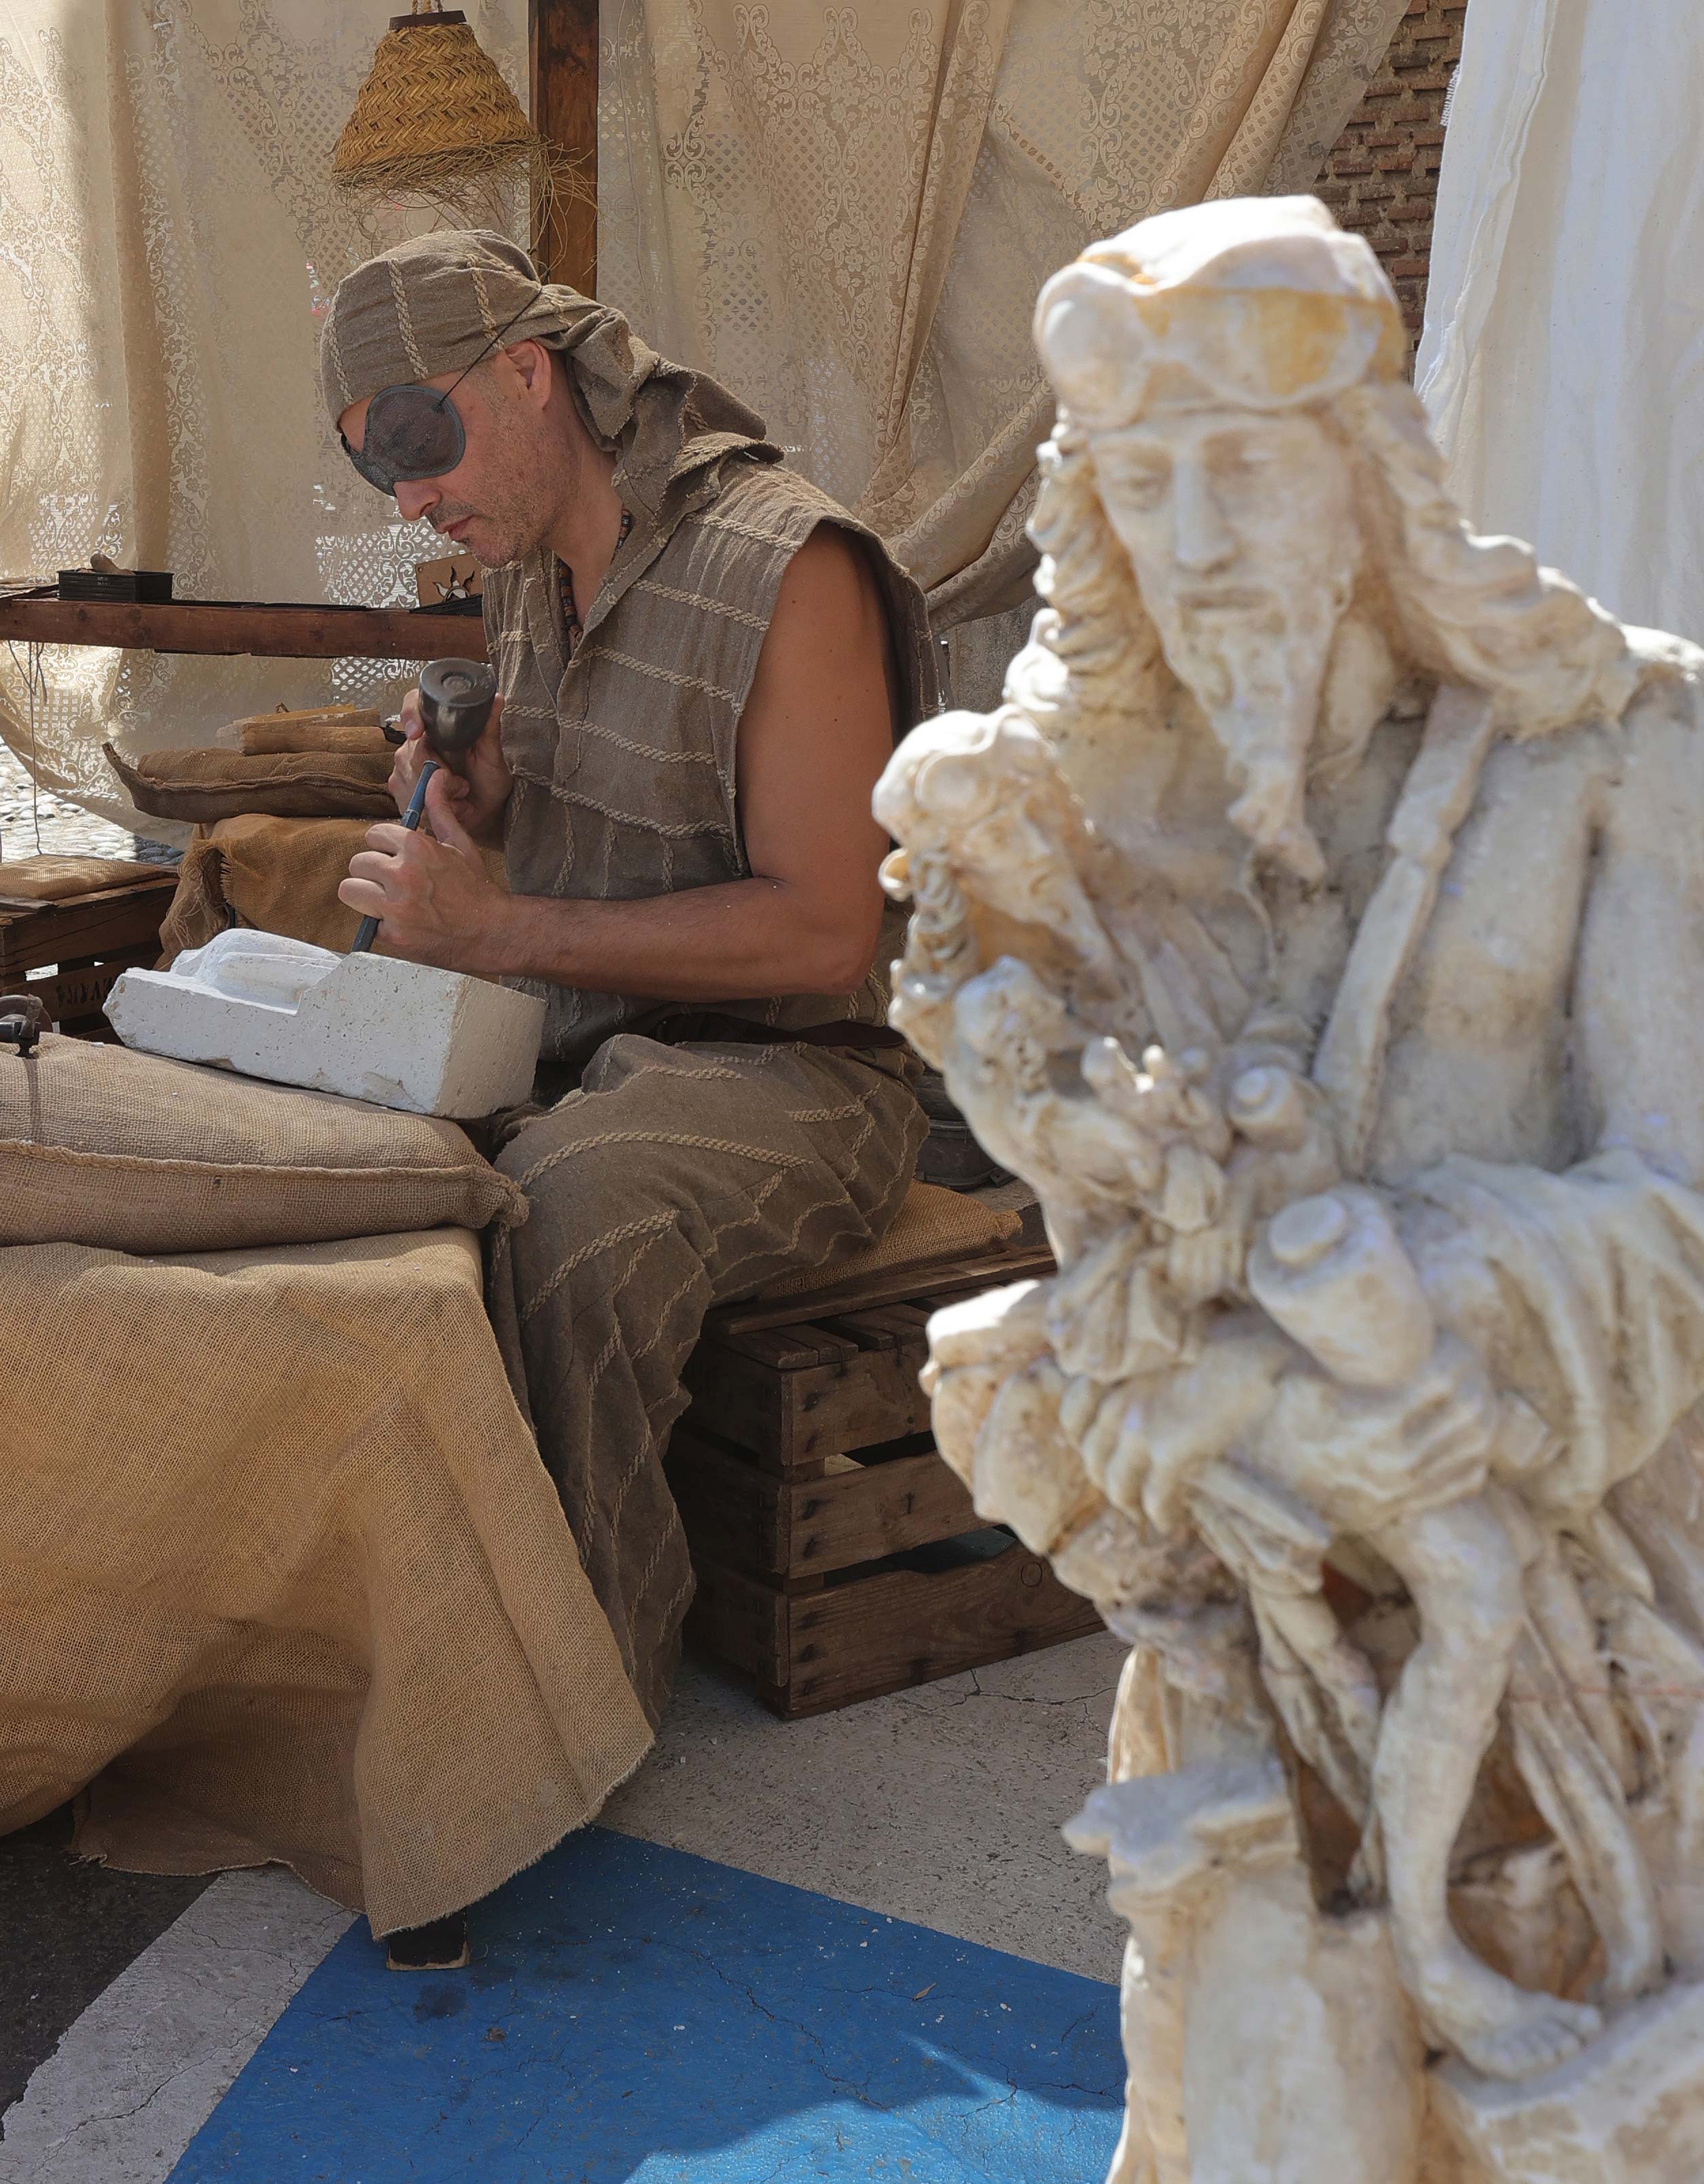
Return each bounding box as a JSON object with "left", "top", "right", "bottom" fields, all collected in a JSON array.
[{"left": 1, "top": 1639, "right": 1130, "bottom": 2180}]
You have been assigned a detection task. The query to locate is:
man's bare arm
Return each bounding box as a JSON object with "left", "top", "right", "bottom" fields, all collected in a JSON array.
[{"left": 340, "top": 525, "right": 900, "bottom": 996}]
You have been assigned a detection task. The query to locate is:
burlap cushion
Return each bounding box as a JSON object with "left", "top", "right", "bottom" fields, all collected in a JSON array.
[
  {"left": 0, "top": 1034, "right": 525, "bottom": 1251},
  {"left": 0, "top": 854, "right": 175, "bottom": 904},
  {"left": 753, "top": 1178, "right": 1023, "bottom": 1301},
  {"left": 104, "top": 743, "right": 395, "bottom": 822}
]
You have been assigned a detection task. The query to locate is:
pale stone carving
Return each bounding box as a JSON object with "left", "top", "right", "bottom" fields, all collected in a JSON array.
[
  {"left": 876, "top": 196, "right": 1704, "bottom": 2181},
  {"left": 107, "top": 929, "right": 544, "bottom": 1116}
]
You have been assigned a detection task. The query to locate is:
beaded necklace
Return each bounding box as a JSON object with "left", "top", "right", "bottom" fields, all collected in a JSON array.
[{"left": 559, "top": 505, "right": 634, "bottom": 656}]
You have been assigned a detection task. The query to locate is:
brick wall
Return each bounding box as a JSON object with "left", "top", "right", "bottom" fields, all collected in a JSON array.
[{"left": 1314, "top": 0, "right": 1468, "bottom": 361}]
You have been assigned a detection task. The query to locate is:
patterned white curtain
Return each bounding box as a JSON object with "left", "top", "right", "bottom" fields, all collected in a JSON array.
[
  {"left": 0, "top": 0, "right": 528, "bottom": 837},
  {"left": 1416, "top": 0, "right": 1704, "bottom": 641},
  {"left": 598, "top": 0, "right": 1408, "bottom": 686}
]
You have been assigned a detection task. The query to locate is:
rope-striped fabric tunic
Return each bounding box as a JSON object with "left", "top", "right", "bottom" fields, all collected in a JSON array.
[{"left": 485, "top": 451, "right": 938, "bottom": 1081}]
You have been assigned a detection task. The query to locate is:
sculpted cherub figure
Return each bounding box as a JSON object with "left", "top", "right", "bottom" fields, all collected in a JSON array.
[{"left": 880, "top": 196, "right": 1704, "bottom": 2172}]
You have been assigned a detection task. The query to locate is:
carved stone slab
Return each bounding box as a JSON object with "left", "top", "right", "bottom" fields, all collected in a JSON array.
[{"left": 107, "top": 929, "right": 544, "bottom": 1117}]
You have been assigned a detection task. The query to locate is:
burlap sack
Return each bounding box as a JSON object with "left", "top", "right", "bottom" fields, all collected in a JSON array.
[
  {"left": 156, "top": 813, "right": 508, "bottom": 963},
  {"left": 0, "top": 853, "right": 175, "bottom": 904},
  {"left": 158, "top": 815, "right": 376, "bottom": 959},
  {"left": 0, "top": 1034, "right": 525, "bottom": 1250},
  {"left": 104, "top": 743, "right": 395, "bottom": 821},
  {"left": 752, "top": 1178, "right": 1023, "bottom": 1301},
  {"left": 2, "top": 1228, "right": 652, "bottom": 1931}
]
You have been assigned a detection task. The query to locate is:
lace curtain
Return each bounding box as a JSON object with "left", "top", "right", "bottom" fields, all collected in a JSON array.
[
  {"left": 0, "top": 0, "right": 529, "bottom": 838},
  {"left": 599, "top": 0, "right": 1408, "bottom": 695}
]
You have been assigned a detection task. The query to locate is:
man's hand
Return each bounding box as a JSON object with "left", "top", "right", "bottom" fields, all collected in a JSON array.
[
  {"left": 389, "top": 686, "right": 512, "bottom": 847},
  {"left": 338, "top": 775, "right": 511, "bottom": 970}
]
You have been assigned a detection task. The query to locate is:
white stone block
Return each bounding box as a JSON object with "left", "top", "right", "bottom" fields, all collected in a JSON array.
[{"left": 106, "top": 930, "right": 544, "bottom": 1118}]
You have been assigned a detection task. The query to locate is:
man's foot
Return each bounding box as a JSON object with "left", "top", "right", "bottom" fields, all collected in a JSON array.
[
  {"left": 1415, "top": 1942, "right": 1600, "bottom": 2081},
  {"left": 386, "top": 1912, "right": 470, "bottom": 1971}
]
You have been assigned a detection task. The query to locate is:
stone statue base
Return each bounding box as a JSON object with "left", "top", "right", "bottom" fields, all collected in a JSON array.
[
  {"left": 1434, "top": 1983, "right": 1704, "bottom": 2183},
  {"left": 107, "top": 929, "right": 544, "bottom": 1116}
]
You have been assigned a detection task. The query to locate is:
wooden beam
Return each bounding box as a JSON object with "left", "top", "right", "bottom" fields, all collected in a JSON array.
[
  {"left": 0, "top": 596, "right": 486, "bottom": 663},
  {"left": 530, "top": 0, "right": 599, "bottom": 295}
]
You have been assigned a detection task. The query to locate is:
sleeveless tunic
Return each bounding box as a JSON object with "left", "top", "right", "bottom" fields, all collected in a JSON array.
[{"left": 484, "top": 419, "right": 938, "bottom": 1082}]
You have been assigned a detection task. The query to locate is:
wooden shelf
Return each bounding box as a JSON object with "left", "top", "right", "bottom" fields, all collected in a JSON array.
[{"left": 0, "top": 594, "right": 486, "bottom": 662}]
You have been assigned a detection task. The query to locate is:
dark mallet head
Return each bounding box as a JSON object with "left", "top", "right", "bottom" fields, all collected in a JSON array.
[{"left": 418, "top": 656, "right": 498, "bottom": 758}]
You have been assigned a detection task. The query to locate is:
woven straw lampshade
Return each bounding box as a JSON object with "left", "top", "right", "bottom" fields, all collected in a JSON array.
[{"left": 332, "top": 1, "right": 545, "bottom": 207}]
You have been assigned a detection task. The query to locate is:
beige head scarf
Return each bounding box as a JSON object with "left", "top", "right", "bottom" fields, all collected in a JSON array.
[{"left": 318, "top": 229, "right": 775, "bottom": 521}]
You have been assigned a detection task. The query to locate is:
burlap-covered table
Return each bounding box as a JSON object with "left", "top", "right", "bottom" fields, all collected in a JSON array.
[{"left": 0, "top": 1227, "right": 652, "bottom": 1933}]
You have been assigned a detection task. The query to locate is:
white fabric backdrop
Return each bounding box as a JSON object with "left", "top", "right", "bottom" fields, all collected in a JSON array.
[
  {"left": 1415, "top": 0, "right": 1704, "bottom": 640},
  {"left": 0, "top": 0, "right": 528, "bottom": 836}
]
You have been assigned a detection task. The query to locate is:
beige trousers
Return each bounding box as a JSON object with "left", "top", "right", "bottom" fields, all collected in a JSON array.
[{"left": 488, "top": 1033, "right": 925, "bottom": 1725}]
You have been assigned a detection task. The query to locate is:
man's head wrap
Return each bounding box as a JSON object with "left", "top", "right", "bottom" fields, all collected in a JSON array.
[
  {"left": 1033, "top": 196, "right": 1406, "bottom": 430},
  {"left": 317, "top": 229, "right": 773, "bottom": 520}
]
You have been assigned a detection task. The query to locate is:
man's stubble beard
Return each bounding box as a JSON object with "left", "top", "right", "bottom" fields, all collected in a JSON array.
[{"left": 436, "top": 387, "right": 569, "bottom": 569}]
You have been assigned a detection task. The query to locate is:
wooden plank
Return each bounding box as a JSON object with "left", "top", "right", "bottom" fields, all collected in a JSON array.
[
  {"left": 706, "top": 1245, "right": 1056, "bottom": 1338},
  {"left": 530, "top": 0, "right": 599, "bottom": 295},
  {"left": 0, "top": 878, "right": 177, "bottom": 980},
  {"left": 684, "top": 1557, "right": 788, "bottom": 1689},
  {"left": 669, "top": 1426, "right": 976, "bottom": 1579},
  {"left": 788, "top": 1452, "right": 975, "bottom": 1576},
  {"left": 665, "top": 1430, "right": 786, "bottom": 1573},
  {"left": 0, "top": 596, "right": 486, "bottom": 661},
  {"left": 786, "top": 1348, "right": 933, "bottom": 1465},
  {"left": 22, "top": 947, "right": 156, "bottom": 1025},
  {"left": 780, "top": 1550, "right": 1103, "bottom": 1717}
]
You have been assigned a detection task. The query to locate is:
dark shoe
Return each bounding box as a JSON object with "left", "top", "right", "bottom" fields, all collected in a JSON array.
[{"left": 386, "top": 1912, "right": 470, "bottom": 1971}]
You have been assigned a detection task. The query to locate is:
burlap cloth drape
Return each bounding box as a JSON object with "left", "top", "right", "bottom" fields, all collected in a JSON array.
[
  {"left": 601, "top": 0, "right": 1407, "bottom": 679},
  {"left": 0, "top": 1228, "right": 652, "bottom": 1933}
]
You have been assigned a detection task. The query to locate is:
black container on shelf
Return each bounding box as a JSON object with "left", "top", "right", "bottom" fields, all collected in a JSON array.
[{"left": 57, "top": 568, "right": 175, "bottom": 604}]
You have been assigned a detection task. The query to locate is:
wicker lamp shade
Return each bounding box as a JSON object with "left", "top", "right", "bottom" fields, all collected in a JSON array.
[{"left": 332, "top": 3, "right": 543, "bottom": 204}]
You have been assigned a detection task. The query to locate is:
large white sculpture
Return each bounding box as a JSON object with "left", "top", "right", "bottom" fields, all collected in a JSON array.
[
  {"left": 108, "top": 930, "right": 545, "bottom": 1117},
  {"left": 877, "top": 196, "right": 1704, "bottom": 2181}
]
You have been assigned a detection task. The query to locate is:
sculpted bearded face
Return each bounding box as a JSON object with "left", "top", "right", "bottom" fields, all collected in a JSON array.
[{"left": 1088, "top": 404, "right": 1363, "bottom": 882}]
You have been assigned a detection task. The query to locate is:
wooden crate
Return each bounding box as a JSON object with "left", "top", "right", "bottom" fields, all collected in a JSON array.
[
  {"left": 668, "top": 1241, "right": 1102, "bottom": 1717},
  {"left": 0, "top": 871, "right": 179, "bottom": 1035}
]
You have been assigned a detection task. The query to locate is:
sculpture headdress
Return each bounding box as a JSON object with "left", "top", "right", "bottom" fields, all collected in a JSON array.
[{"left": 1033, "top": 195, "right": 1406, "bottom": 426}]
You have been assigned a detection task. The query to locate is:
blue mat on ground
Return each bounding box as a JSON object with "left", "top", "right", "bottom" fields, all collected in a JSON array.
[{"left": 169, "top": 1827, "right": 1122, "bottom": 2183}]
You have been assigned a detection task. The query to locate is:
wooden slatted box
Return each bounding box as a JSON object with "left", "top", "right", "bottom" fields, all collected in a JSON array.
[
  {"left": 0, "top": 869, "right": 178, "bottom": 1035},
  {"left": 668, "top": 1241, "right": 1101, "bottom": 1717}
]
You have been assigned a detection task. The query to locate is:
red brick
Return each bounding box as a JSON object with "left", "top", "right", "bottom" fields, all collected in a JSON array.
[
  {"left": 1355, "top": 177, "right": 1396, "bottom": 200},
  {"left": 1387, "top": 200, "right": 1434, "bottom": 223},
  {"left": 1410, "top": 126, "right": 1446, "bottom": 145},
  {"left": 1364, "top": 129, "right": 1403, "bottom": 147},
  {"left": 1332, "top": 154, "right": 1375, "bottom": 175},
  {"left": 1389, "top": 257, "right": 1430, "bottom": 277},
  {"left": 1361, "top": 80, "right": 1401, "bottom": 97},
  {"left": 1375, "top": 148, "right": 1416, "bottom": 170}
]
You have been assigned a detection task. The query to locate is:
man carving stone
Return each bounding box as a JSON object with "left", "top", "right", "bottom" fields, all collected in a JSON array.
[
  {"left": 878, "top": 197, "right": 1704, "bottom": 2177},
  {"left": 315, "top": 231, "right": 929, "bottom": 1845}
]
